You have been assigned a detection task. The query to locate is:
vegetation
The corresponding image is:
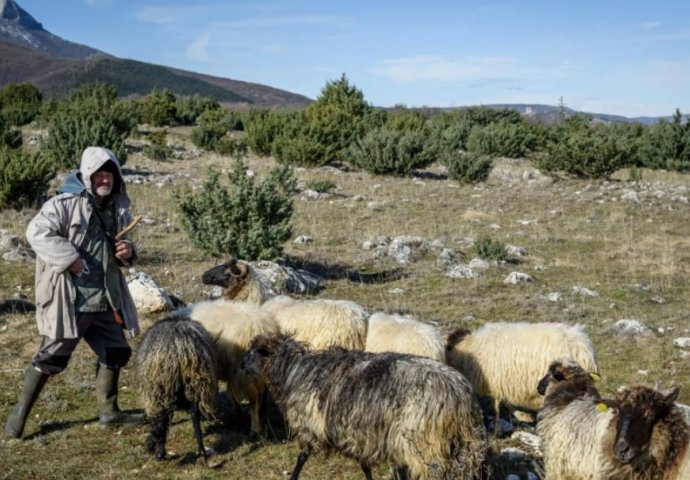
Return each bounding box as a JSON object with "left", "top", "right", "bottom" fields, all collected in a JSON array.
[
  {"left": 176, "top": 159, "right": 296, "bottom": 260},
  {"left": 0, "top": 83, "right": 42, "bottom": 126},
  {"left": 0, "top": 146, "right": 55, "bottom": 210}
]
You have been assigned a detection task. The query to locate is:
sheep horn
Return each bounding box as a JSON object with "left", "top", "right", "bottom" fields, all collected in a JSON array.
[{"left": 227, "top": 257, "right": 248, "bottom": 278}]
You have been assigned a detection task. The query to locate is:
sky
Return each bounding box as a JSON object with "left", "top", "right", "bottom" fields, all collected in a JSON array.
[{"left": 17, "top": 0, "right": 690, "bottom": 118}]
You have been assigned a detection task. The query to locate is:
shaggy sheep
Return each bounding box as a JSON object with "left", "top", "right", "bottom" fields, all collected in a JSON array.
[
  {"left": 241, "top": 333, "right": 489, "bottom": 480},
  {"left": 365, "top": 312, "right": 445, "bottom": 362},
  {"left": 183, "top": 299, "right": 281, "bottom": 437},
  {"left": 536, "top": 358, "right": 690, "bottom": 480},
  {"left": 536, "top": 357, "right": 610, "bottom": 479},
  {"left": 597, "top": 385, "right": 690, "bottom": 480},
  {"left": 445, "top": 321, "right": 599, "bottom": 434},
  {"left": 202, "top": 258, "right": 369, "bottom": 351},
  {"left": 136, "top": 315, "right": 218, "bottom": 465}
]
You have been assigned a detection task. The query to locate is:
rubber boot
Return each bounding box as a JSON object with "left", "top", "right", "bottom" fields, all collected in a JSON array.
[
  {"left": 95, "top": 366, "right": 143, "bottom": 426},
  {"left": 5, "top": 367, "right": 49, "bottom": 439}
]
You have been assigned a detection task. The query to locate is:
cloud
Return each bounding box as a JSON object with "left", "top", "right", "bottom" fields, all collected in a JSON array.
[
  {"left": 217, "top": 14, "right": 351, "bottom": 30},
  {"left": 135, "top": 6, "right": 203, "bottom": 26},
  {"left": 187, "top": 33, "right": 212, "bottom": 61},
  {"left": 640, "top": 21, "right": 661, "bottom": 30},
  {"left": 371, "top": 55, "right": 573, "bottom": 83}
]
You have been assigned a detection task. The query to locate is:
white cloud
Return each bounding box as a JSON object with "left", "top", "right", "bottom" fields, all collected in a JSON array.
[
  {"left": 186, "top": 33, "right": 212, "bottom": 61},
  {"left": 371, "top": 55, "right": 574, "bottom": 83},
  {"left": 135, "top": 6, "right": 202, "bottom": 26},
  {"left": 640, "top": 21, "right": 661, "bottom": 29}
]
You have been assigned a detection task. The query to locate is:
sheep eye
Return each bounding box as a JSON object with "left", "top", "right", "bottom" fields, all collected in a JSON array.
[
  {"left": 257, "top": 347, "right": 269, "bottom": 357},
  {"left": 553, "top": 371, "right": 565, "bottom": 381}
]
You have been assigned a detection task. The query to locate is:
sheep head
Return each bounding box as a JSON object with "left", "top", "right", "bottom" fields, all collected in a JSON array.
[
  {"left": 241, "top": 333, "right": 305, "bottom": 376},
  {"left": 537, "top": 358, "right": 600, "bottom": 400},
  {"left": 201, "top": 257, "right": 250, "bottom": 299},
  {"left": 607, "top": 385, "right": 680, "bottom": 464}
]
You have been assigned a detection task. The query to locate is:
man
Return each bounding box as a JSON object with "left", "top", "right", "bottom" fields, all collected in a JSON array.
[{"left": 5, "top": 146, "right": 142, "bottom": 439}]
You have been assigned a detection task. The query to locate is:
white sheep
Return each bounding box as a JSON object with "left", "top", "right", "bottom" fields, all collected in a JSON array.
[
  {"left": 183, "top": 299, "right": 280, "bottom": 437},
  {"left": 202, "top": 258, "right": 369, "bottom": 351},
  {"left": 241, "top": 333, "right": 489, "bottom": 480},
  {"left": 365, "top": 312, "right": 445, "bottom": 362},
  {"left": 445, "top": 321, "right": 599, "bottom": 434}
]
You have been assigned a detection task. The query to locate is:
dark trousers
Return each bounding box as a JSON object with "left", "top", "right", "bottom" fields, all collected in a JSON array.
[{"left": 32, "top": 311, "right": 132, "bottom": 375}]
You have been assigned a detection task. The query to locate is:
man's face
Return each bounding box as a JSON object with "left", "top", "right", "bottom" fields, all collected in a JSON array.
[{"left": 91, "top": 171, "right": 114, "bottom": 198}]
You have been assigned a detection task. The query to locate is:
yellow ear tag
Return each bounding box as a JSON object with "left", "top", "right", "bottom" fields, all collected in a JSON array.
[
  {"left": 596, "top": 403, "right": 609, "bottom": 413},
  {"left": 590, "top": 372, "right": 602, "bottom": 383}
]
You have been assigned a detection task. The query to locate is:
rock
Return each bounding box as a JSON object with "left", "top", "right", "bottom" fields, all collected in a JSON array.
[
  {"left": 673, "top": 337, "right": 690, "bottom": 348},
  {"left": 447, "top": 265, "right": 479, "bottom": 279},
  {"left": 503, "top": 272, "right": 534, "bottom": 284},
  {"left": 606, "top": 319, "right": 653, "bottom": 337},
  {"left": 293, "top": 235, "right": 313, "bottom": 245},
  {"left": 126, "top": 271, "right": 174, "bottom": 313},
  {"left": 572, "top": 286, "right": 599, "bottom": 297},
  {"left": 252, "top": 261, "right": 323, "bottom": 295}
]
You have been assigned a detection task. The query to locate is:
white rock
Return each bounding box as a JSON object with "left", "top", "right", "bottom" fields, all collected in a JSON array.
[
  {"left": 503, "top": 272, "right": 534, "bottom": 284},
  {"left": 673, "top": 337, "right": 690, "bottom": 348},
  {"left": 572, "top": 286, "right": 599, "bottom": 297},
  {"left": 126, "top": 272, "right": 174, "bottom": 313},
  {"left": 447, "top": 266, "right": 479, "bottom": 279}
]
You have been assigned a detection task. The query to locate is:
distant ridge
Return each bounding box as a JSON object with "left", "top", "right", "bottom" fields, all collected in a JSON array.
[{"left": 0, "top": 0, "right": 312, "bottom": 107}]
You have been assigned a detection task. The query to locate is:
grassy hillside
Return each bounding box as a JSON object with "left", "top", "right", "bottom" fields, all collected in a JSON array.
[{"left": 1, "top": 125, "right": 689, "bottom": 478}]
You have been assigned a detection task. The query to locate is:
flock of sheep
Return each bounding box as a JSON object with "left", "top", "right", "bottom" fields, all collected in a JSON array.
[{"left": 135, "top": 257, "right": 690, "bottom": 479}]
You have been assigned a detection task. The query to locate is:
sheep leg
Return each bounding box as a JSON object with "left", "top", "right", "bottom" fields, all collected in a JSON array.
[
  {"left": 289, "top": 448, "right": 311, "bottom": 480},
  {"left": 360, "top": 462, "right": 373, "bottom": 480},
  {"left": 248, "top": 389, "right": 262, "bottom": 439},
  {"left": 149, "top": 410, "right": 172, "bottom": 460},
  {"left": 493, "top": 398, "right": 501, "bottom": 437},
  {"left": 392, "top": 465, "right": 410, "bottom": 480},
  {"left": 190, "top": 403, "right": 207, "bottom": 466}
]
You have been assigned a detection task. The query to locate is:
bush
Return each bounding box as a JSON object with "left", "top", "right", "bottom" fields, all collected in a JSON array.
[
  {"left": 175, "top": 94, "right": 220, "bottom": 125},
  {"left": 43, "top": 83, "right": 132, "bottom": 169},
  {"left": 636, "top": 110, "right": 690, "bottom": 171},
  {"left": 305, "top": 179, "right": 336, "bottom": 194},
  {"left": 142, "top": 130, "right": 171, "bottom": 161},
  {"left": 241, "top": 109, "right": 287, "bottom": 156},
  {"left": 349, "top": 126, "right": 437, "bottom": 176},
  {"left": 474, "top": 236, "right": 506, "bottom": 262},
  {"left": 0, "top": 147, "right": 55, "bottom": 210},
  {"left": 466, "top": 120, "right": 536, "bottom": 158},
  {"left": 531, "top": 118, "right": 635, "bottom": 179},
  {"left": 176, "top": 159, "right": 296, "bottom": 260},
  {"left": 190, "top": 107, "right": 242, "bottom": 151},
  {"left": 273, "top": 74, "right": 378, "bottom": 166},
  {"left": 0, "top": 83, "right": 42, "bottom": 126},
  {"left": 139, "top": 88, "right": 178, "bottom": 127},
  {"left": 444, "top": 151, "right": 493, "bottom": 184}
]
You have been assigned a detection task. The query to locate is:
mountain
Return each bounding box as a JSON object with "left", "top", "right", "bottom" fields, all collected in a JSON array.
[{"left": 0, "top": 0, "right": 311, "bottom": 107}]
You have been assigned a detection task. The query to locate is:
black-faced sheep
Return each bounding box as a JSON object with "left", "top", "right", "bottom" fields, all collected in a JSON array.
[
  {"left": 597, "top": 385, "right": 689, "bottom": 480},
  {"left": 445, "top": 321, "right": 599, "bottom": 434},
  {"left": 202, "top": 258, "right": 369, "bottom": 351},
  {"left": 536, "top": 357, "right": 609, "bottom": 479},
  {"left": 365, "top": 312, "right": 445, "bottom": 362},
  {"left": 136, "top": 315, "right": 218, "bottom": 465},
  {"left": 183, "top": 299, "right": 280, "bottom": 437},
  {"left": 536, "top": 358, "right": 690, "bottom": 480},
  {"left": 241, "top": 333, "right": 489, "bottom": 480}
]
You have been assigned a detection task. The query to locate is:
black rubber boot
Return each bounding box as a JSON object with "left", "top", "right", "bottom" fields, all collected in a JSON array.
[
  {"left": 5, "top": 367, "right": 49, "bottom": 439},
  {"left": 95, "top": 366, "right": 143, "bottom": 426}
]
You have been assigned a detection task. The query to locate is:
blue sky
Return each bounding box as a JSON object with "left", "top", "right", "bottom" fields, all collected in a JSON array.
[{"left": 18, "top": 0, "right": 690, "bottom": 118}]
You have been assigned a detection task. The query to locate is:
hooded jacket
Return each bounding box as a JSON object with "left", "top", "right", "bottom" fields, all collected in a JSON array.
[{"left": 26, "top": 147, "right": 140, "bottom": 339}]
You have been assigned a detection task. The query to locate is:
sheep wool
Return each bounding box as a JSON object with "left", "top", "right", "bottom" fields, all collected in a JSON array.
[
  {"left": 243, "top": 333, "right": 489, "bottom": 480},
  {"left": 136, "top": 315, "right": 218, "bottom": 463},
  {"left": 446, "top": 321, "right": 599, "bottom": 429},
  {"left": 365, "top": 312, "right": 445, "bottom": 362},
  {"left": 536, "top": 358, "right": 611, "bottom": 480},
  {"left": 185, "top": 299, "right": 280, "bottom": 437},
  {"left": 598, "top": 385, "right": 690, "bottom": 480}
]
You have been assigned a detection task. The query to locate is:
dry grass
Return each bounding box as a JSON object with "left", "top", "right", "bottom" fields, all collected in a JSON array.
[{"left": 1, "top": 128, "right": 689, "bottom": 479}]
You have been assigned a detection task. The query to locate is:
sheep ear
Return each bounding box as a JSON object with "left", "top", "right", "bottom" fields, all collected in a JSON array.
[
  {"left": 662, "top": 387, "right": 680, "bottom": 406},
  {"left": 589, "top": 372, "right": 601, "bottom": 383}
]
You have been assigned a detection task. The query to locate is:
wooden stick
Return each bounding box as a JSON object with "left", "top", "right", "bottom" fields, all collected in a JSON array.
[{"left": 115, "top": 215, "right": 143, "bottom": 240}]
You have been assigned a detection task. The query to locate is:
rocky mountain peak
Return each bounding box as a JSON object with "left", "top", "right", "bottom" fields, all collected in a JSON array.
[{"left": 0, "top": 0, "right": 42, "bottom": 30}]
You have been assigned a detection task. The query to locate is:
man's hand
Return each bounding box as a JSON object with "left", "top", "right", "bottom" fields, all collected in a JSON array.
[
  {"left": 68, "top": 257, "right": 85, "bottom": 275},
  {"left": 115, "top": 240, "right": 133, "bottom": 261}
]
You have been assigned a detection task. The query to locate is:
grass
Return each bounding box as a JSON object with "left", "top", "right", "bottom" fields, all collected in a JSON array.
[{"left": 1, "top": 127, "right": 690, "bottom": 478}]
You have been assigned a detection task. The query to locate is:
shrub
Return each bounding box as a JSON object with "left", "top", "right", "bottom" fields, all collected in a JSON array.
[
  {"left": 474, "top": 236, "right": 506, "bottom": 262},
  {"left": 142, "top": 130, "right": 171, "bottom": 161},
  {"left": 190, "top": 107, "right": 242, "bottom": 151},
  {"left": 305, "top": 179, "right": 336, "bottom": 194},
  {"left": 43, "top": 83, "right": 132, "bottom": 169},
  {"left": 636, "top": 110, "right": 690, "bottom": 171},
  {"left": 0, "top": 146, "right": 55, "bottom": 210},
  {"left": 243, "top": 108, "right": 289, "bottom": 156},
  {"left": 349, "top": 126, "right": 437, "bottom": 176},
  {"left": 531, "top": 118, "right": 635, "bottom": 179},
  {"left": 0, "top": 83, "right": 42, "bottom": 126},
  {"left": 444, "top": 151, "right": 493, "bottom": 184},
  {"left": 466, "top": 120, "right": 536, "bottom": 158},
  {"left": 273, "top": 74, "right": 377, "bottom": 166},
  {"left": 139, "top": 88, "right": 178, "bottom": 127},
  {"left": 176, "top": 159, "right": 296, "bottom": 260},
  {"left": 175, "top": 94, "right": 220, "bottom": 125}
]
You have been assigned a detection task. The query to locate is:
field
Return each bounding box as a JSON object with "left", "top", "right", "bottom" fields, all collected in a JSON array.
[{"left": 1, "top": 126, "right": 689, "bottom": 479}]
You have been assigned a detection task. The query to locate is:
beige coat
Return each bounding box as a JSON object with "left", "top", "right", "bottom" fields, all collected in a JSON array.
[{"left": 26, "top": 147, "right": 140, "bottom": 339}]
